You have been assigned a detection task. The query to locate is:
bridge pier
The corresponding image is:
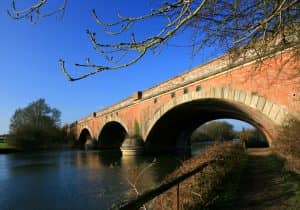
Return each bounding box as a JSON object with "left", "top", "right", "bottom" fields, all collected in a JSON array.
[
  {"left": 121, "top": 136, "right": 145, "bottom": 155},
  {"left": 84, "top": 139, "right": 97, "bottom": 150}
]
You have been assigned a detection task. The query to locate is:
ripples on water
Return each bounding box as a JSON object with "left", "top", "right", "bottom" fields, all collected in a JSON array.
[{"left": 0, "top": 142, "right": 213, "bottom": 210}]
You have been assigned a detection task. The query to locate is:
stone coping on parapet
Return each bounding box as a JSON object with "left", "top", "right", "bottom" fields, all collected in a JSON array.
[
  {"left": 77, "top": 53, "right": 228, "bottom": 123},
  {"left": 76, "top": 45, "right": 298, "bottom": 124}
]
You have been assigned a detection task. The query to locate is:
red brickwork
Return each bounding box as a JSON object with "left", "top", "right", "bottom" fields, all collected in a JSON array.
[{"left": 72, "top": 48, "right": 299, "bottom": 145}]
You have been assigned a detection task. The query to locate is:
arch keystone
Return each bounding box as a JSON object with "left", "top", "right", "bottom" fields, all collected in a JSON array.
[
  {"left": 250, "top": 94, "right": 259, "bottom": 108},
  {"left": 234, "top": 89, "right": 241, "bottom": 101},
  {"left": 223, "top": 87, "right": 230, "bottom": 99},
  {"left": 238, "top": 91, "right": 246, "bottom": 103},
  {"left": 214, "top": 87, "right": 223, "bottom": 98},
  {"left": 227, "top": 88, "right": 235, "bottom": 100},
  {"left": 257, "top": 96, "right": 267, "bottom": 111},
  {"left": 245, "top": 92, "right": 252, "bottom": 106},
  {"left": 263, "top": 100, "right": 273, "bottom": 115}
]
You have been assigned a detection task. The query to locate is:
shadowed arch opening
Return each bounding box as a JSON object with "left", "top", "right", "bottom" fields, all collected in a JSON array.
[
  {"left": 78, "top": 128, "right": 92, "bottom": 149},
  {"left": 98, "top": 121, "right": 128, "bottom": 150},
  {"left": 145, "top": 98, "right": 274, "bottom": 154}
]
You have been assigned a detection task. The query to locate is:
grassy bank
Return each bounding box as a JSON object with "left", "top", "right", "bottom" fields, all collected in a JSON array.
[
  {"left": 0, "top": 141, "right": 76, "bottom": 153},
  {"left": 0, "top": 142, "right": 18, "bottom": 153},
  {"left": 0, "top": 142, "right": 14, "bottom": 149},
  {"left": 150, "top": 142, "right": 247, "bottom": 209},
  {"left": 234, "top": 148, "right": 300, "bottom": 209}
]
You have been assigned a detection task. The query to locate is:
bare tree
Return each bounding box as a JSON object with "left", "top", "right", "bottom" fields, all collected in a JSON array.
[{"left": 7, "top": 0, "right": 300, "bottom": 81}]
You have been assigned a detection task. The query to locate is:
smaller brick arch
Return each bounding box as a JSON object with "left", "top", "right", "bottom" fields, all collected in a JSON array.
[
  {"left": 78, "top": 126, "right": 93, "bottom": 140},
  {"left": 77, "top": 127, "right": 93, "bottom": 148},
  {"left": 97, "top": 120, "right": 128, "bottom": 150},
  {"left": 96, "top": 116, "right": 129, "bottom": 138}
]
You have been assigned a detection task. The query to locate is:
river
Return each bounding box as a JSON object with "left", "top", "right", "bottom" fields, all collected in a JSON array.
[{"left": 0, "top": 142, "right": 213, "bottom": 210}]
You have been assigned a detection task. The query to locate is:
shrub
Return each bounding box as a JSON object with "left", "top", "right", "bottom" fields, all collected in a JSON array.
[{"left": 273, "top": 118, "right": 300, "bottom": 173}]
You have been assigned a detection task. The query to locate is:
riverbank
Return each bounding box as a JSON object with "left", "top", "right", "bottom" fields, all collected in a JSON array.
[
  {"left": 0, "top": 142, "right": 18, "bottom": 153},
  {"left": 0, "top": 145, "right": 78, "bottom": 154},
  {"left": 125, "top": 146, "right": 300, "bottom": 210},
  {"left": 147, "top": 143, "right": 247, "bottom": 209},
  {"left": 0, "top": 142, "right": 76, "bottom": 154}
]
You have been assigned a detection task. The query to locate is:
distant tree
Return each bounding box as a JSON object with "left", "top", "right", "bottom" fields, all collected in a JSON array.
[
  {"left": 6, "top": 0, "right": 300, "bottom": 81},
  {"left": 8, "top": 98, "right": 64, "bottom": 150},
  {"left": 191, "top": 131, "right": 211, "bottom": 142},
  {"left": 10, "top": 99, "right": 60, "bottom": 132},
  {"left": 192, "top": 121, "right": 235, "bottom": 142}
]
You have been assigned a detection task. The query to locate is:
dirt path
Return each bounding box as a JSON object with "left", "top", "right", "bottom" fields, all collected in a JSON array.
[{"left": 233, "top": 148, "right": 300, "bottom": 210}]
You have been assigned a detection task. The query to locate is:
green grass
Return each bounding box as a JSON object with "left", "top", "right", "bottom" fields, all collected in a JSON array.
[
  {"left": 230, "top": 149, "right": 300, "bottom": 210},
  {"left": 0, "top": 142, "right": 15, "bottom": 149}
]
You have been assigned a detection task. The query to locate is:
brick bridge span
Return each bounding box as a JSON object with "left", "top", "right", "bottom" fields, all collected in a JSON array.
[{"left": 70, "top": 47, "right": 299, "bottom": 154}]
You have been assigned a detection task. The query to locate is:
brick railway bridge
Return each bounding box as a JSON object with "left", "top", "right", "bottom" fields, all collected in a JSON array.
[{"left": 69, "top": 47, "right": 299, "bottom": 154}]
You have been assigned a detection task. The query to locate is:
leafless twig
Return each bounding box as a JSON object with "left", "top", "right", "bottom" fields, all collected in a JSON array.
[
  {"left": 126, "top": 158, "right": 156, "bottom": 210},
  {"left": 7, "top": 0, "right": 67, "bottom": 24}
]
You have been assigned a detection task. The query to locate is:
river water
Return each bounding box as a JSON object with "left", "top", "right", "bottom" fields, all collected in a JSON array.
[{"left": 0, "top": 142, "right": 213, "bottom": 210}]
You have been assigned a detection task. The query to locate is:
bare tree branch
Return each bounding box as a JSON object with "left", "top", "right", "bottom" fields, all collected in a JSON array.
[
  {"left": 7, "top": 0, "right": 300, "bottom": 81},
  {"left": 7, "top": 0, "right": 67, "bottom": 24},
  {"left": 125, "top": 158, "right": 156, "bottom": 210}
]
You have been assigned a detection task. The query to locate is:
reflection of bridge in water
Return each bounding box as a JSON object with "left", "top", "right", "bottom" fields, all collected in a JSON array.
[
  {"left": 70, "top": 47, "right": 299, "bottom": 154},
  {"left": 72, "top": 150, "right": 182, "bottom": 192}
]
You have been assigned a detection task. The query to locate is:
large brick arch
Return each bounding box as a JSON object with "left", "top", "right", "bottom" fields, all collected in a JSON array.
[{"left": 143, "top": 86, "right": 289, "bottom": 144}]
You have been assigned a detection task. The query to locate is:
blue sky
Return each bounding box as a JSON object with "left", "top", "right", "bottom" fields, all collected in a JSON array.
[{"left": 0, "top": 0, "right": 252, "bottom": 134}]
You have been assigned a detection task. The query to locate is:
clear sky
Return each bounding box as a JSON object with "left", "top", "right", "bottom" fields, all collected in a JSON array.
[{"left": 0, "top": 0, "right": 252, "bottom": 134}]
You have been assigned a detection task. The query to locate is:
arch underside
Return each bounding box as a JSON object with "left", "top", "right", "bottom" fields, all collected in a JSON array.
[
  {"left": 78, "top": 128, "right": 92, "bottom": 149},
  {"left": 145, "top": 98, "right": 275, "bottom": 154},
  {"left": 98, "top": 121, "right": 127, "bottom": 150}
]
